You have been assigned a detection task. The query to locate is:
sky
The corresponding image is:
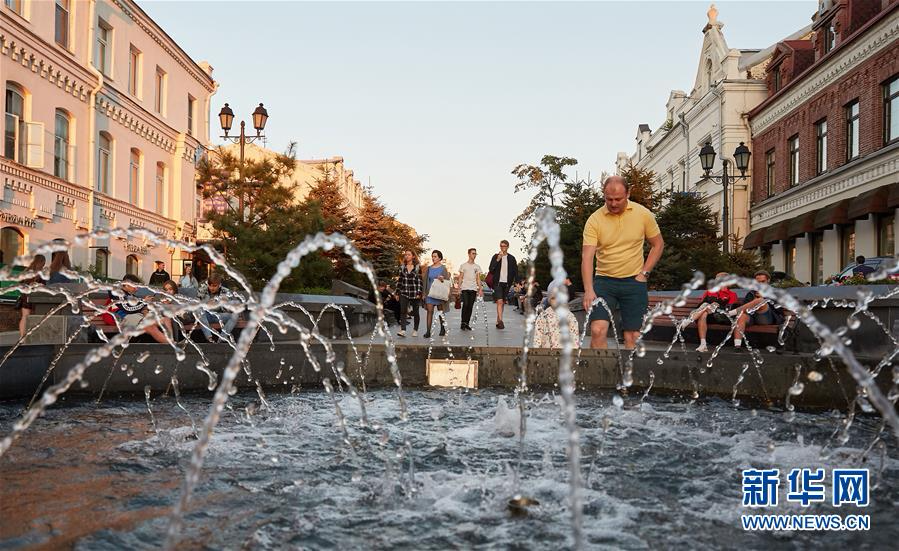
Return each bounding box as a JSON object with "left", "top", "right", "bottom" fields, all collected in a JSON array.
[{"left": 142, "top": 0, "right": 817, "bottom": 270}]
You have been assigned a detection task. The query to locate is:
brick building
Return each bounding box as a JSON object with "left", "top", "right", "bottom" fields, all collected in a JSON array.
[{"left": 743, "top": 0, "right": 899, "bottom": 283}]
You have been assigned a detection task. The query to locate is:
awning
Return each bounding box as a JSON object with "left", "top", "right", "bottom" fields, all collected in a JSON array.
[
  {"left": 742, "top": 228, "right": 766, "bottom": 249},
  {"left": 848, "top": 186, "right": 891, "bottom": 219},
  {"left": 763, "top": 221, "right": 788, "bottom": 244},
  {"left": 887, "top": 182, "right": 899, "bottom": 209},
  {"left": 786, "top": 212, "right": 817, "bottom": 238},
  {"left": 813, "top": 199, "right": 851, "bottom": 230}
]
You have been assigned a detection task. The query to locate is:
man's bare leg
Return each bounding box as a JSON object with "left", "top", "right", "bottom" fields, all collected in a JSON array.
[
  {"left": 623, "top": 330, "right": 639, "bottom": 350},
  {"left": 590, "top": 319, "right": 610, "bottom": 349}
]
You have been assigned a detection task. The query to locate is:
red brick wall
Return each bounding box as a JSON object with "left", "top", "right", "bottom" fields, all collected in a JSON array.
[{"left": 750, "top": 38, "right": 899, "bottom": 204}]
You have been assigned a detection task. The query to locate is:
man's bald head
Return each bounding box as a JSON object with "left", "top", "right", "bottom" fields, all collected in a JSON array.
[
  {"left": 603, "top": 175, "right": 629, "bottom": 214},
  {"left": 602, "top": 175, "right": 628, "bottom": 193}
]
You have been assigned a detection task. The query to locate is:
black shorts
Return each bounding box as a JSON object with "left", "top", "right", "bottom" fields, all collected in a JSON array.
[{"left": 494, "top": 281, "right": 510, "bottom": 302}]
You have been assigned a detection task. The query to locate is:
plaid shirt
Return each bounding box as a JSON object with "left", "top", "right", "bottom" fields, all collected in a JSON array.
[{"left": 396, "top": 264, "right": 423, "bottom": 299}]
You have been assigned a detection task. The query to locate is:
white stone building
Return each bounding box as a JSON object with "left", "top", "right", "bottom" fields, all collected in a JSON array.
[
  {"left": 1, "top": 0, "right": 216, "bottom": 280},
  {"left": 615, "top": 5, "right": 810, "bottom": 248}
]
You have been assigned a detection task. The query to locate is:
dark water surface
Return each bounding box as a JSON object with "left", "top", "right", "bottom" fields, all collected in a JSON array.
[{"left": 1, "top": 389, "right": 896, "bottom": 550}]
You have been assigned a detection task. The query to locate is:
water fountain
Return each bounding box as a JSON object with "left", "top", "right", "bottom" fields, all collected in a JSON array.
[{"left": 0, "top": 216, "right": 897, "bottom": 549}]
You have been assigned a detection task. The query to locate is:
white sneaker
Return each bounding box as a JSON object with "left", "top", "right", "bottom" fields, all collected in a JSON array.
[
  {"left": 412, "top": 330, "right": 418, "bottom": 337},
  {"left": 397, "top": 330, "right": 406, "bottom": 337},
  {"left": 696, "top": 343, "right": 708, "bottom": 352}
]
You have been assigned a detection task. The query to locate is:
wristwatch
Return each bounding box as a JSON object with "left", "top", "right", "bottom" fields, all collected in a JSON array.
[{"left": 640, "top": 270, "right": 651, "bottom": 278}]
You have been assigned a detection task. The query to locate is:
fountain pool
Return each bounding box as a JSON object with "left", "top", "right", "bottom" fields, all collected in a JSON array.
[{"left": 1, "top": 389, "right": 895, "bottom": 549}]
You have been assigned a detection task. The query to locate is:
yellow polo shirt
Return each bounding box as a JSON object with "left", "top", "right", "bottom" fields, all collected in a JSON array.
[{"left": 582, "top": 201, "right": 660, "bottom": 278}]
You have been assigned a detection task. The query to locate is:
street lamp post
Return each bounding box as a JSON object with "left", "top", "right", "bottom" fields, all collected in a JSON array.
[
  {"left": 699, "top": 141, "right": 751, "bottom": 255},
  {"left": 218, "top": 102, "right": 269, "bottom": 222}
]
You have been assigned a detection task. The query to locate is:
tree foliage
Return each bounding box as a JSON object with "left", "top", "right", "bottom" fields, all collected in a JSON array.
[
  {"left": 306, "top": 167, "right": 356, "bottom": 279},
  {"left": 510, "top": 155, "right": 578, "bottom": 242},
  {"left": 651, "top": 192, "right": 763, "bottom": 290},
  {"left": 619, "top": 161, "right": 667, "bottom": 212},
  {"left": 199, "top": 144, "right": 333, "bottom": 292},
  {"left": 352, "top": 191, "right": 427, "bottom": 282}
]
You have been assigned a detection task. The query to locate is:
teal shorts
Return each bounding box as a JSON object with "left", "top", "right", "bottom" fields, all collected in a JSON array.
[{"left": 588, "top": 275, "right": 648, "bottom": 331}]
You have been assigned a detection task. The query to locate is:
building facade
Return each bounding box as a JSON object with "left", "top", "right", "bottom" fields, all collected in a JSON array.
[
  {"left": 1, "top": 0, "right": 216, "bottom": 281},
  {"left": 744, "top": 0, "right": 899, "bottom": 284},
  {"left": 616, "top": 6, "right": 809, "bottom": 247}
]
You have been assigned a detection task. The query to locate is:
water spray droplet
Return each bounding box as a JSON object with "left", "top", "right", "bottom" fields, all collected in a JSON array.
[
  {"left": 807, "top": 371, "right": 823, "bottom": 382},
  {"left": 612, "top": 395, "right": 624, "bottom": 409}
]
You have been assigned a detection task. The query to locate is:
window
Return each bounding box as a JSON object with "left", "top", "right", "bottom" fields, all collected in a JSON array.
[
  {"left": 815, "top": 119, "right": 828, "bottom": 174},
  {"left": 840, "top": 225, "right": 855, "bottom": 269},
  {"left": 884, "top": 76, "right": 899, "bottom": 144},
  {"left": 846, "top": 100, "right": 860, "bottom": 160},
  {"left": 126, "top": 254, "right": 139, "bottom": 277},
  {"left": 810, "top": 233, "right": 824, "bottom": 285},
  {"left": 187, "top": 95, "right": 196, "bottom": 136},
  {"left": 705, "top": 59, "right": 713, "bottom": 89},
  {"left": 878, "top": 214, "right": 895, "bottom": 257},
  {"left": 788, "top": 135, "right": 800, "bottom": 186},
  {"left": 4, "top": 84, "right": 24, "bottom": 162},
  {"left": 765, "top": 149, "right": 775, "bottom": 196},
  {"left": 129, "top": 148, "right": 141, "bottom": 204},
  {"left": 55, "top": 0, "right": 69, "bottom": 48},
  {"left": 128, "top": 46, "right": 141, "bottom": 96},
  {"left": 773, "top": 66, "right": 782, "bottom": 93},
  {"left": 154, "top": 67, "right": 166, "bottom": 114},
  {"left": 54, "top": 110, "right": 70, "bottom": 180},
  {"left": 824, "top": 22, "right": 836, "bottom": 54},
  {"left": 784, "top": 239, "right": 796, "bottom": 279},
  {"left": 94, "top": 249, "right": 109, "bottom": 279},
  {"left": 4, "top": 0, "right": 22, "bottom": 16},
  {"left": 95, "top": 19, "right": 112, "bottom": 76},
  {"left": 760, "top": 246, "right": 772, "bottom": 270},
  {"left": 97, "top": 131, "right": 111, "bottom": 193},
  {"left": 155, "top": 162, "right": 166, "bottom": 215},
  {"left": 0, "top": 227, "right": 24, "bottom": 264}
]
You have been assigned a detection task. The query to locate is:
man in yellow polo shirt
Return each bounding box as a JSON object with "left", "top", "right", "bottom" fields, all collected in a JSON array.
[{"left": 581, "top": 175, "right": 664, "bottom": 349}]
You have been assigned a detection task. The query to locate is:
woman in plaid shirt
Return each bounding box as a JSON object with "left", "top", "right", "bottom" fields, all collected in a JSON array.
[{"left": 396, "top": 250, "right": 422, "bottom": 337}]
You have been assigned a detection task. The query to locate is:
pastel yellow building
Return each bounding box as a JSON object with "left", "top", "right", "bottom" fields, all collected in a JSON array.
[{"left": 1, "top": 0, "right": 216, "bottom": 280}]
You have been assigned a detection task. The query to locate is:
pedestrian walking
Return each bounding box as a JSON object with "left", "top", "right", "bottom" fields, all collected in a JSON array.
[
  {"left": 421, "top": 250, "right": 451, "bottom": 339},
  {"left": 456, "top": 248, "right": 483, "bottom": 331},
  {"left": 488, "top": 239, "right": 518, "bottom": 329},
  {"left": 396, "top": 250, "right": 422, "bottom": 337},
  {"left": 581, "top": 175, "right": 664, "bottom": 349}
]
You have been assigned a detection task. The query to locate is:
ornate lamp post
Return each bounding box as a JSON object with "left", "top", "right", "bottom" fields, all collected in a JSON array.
[
  {"left": 217, "top": 102, "right": 269, "bottom": 222},
  {"left": 699, "top": 141, "right": 751, "bottom": 254}
]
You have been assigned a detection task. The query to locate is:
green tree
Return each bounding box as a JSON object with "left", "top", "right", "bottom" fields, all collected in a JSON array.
[
  {"left": 651, "top": 192, "right": 726, "bottom": 290},
  {"left": 510, "top": 155, "right": 578, "bottom": 242},
  {"left": 352, "top": 191, "right": 427, "bottom": 282},
  {"left": 198, "top": 143, "right": 333, "bottom": 292},
  {"left": 618, "top": 161, "right": 667, "bottom": 212},
  {"left": 305, "top": 167, "right": 357, "bottom": 279}
]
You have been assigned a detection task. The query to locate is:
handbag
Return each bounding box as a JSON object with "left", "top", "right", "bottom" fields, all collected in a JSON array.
[
  {"left": 454, "top": 294, "right": 462, "bottom": 309},
  {"left": 428, "top": 278, "right": 451, "bottom": 302},
  {"left": 485, "top": 272, "right": 495, "bottom": 289}
]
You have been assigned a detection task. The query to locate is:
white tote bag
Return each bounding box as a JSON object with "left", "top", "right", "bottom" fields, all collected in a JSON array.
[{"left": 428, "top": 278, "right": 451, "bottom": 302}]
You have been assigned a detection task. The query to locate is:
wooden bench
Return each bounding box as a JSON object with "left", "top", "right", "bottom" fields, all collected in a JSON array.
[{"left": 646, "top": 294, "right": 798, "bottom": 348}]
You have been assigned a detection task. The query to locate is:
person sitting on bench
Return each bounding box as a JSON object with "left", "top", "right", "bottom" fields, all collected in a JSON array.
[
  {"left": 729, "top": 270, "right": 784, "bottom": 349},
  {"left": 197, "top": 272, "right": 239, "bottom": 343},
  {"left": 691, "top": 272, "right": 738, "bottom": 352},
  {"left": 110, "top": 274, "right": 172, "bottom": 343}
]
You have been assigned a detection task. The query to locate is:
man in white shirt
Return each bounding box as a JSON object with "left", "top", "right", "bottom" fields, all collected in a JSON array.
[{"left": 457, "top": 248, "right": 483, "bottom": 330}]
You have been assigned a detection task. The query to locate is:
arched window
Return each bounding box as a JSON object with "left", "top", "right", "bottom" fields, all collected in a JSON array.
[
  {"left": 4, "top": 83, "right": 25, "bottom": 162},
  {"left": 129, "top": 148, "right": 141, "bottom": 204},
  {"left": 126, "top": 254, "right": 139, "bottom": 277},
  {"left": 54, "top": 109, "right": 71, "bottom": 180},
  {"left": 94, "top": 248, "right": 109, "bottom": 279},
  {"left": 155, "top": 162, "right": 166, "bottom": 215},
  {"left": 0, "top": 227, "right": 25, "bottom": 267},
  {"left": 97, "top": 131, "right": 112, "bottom": 193}
]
